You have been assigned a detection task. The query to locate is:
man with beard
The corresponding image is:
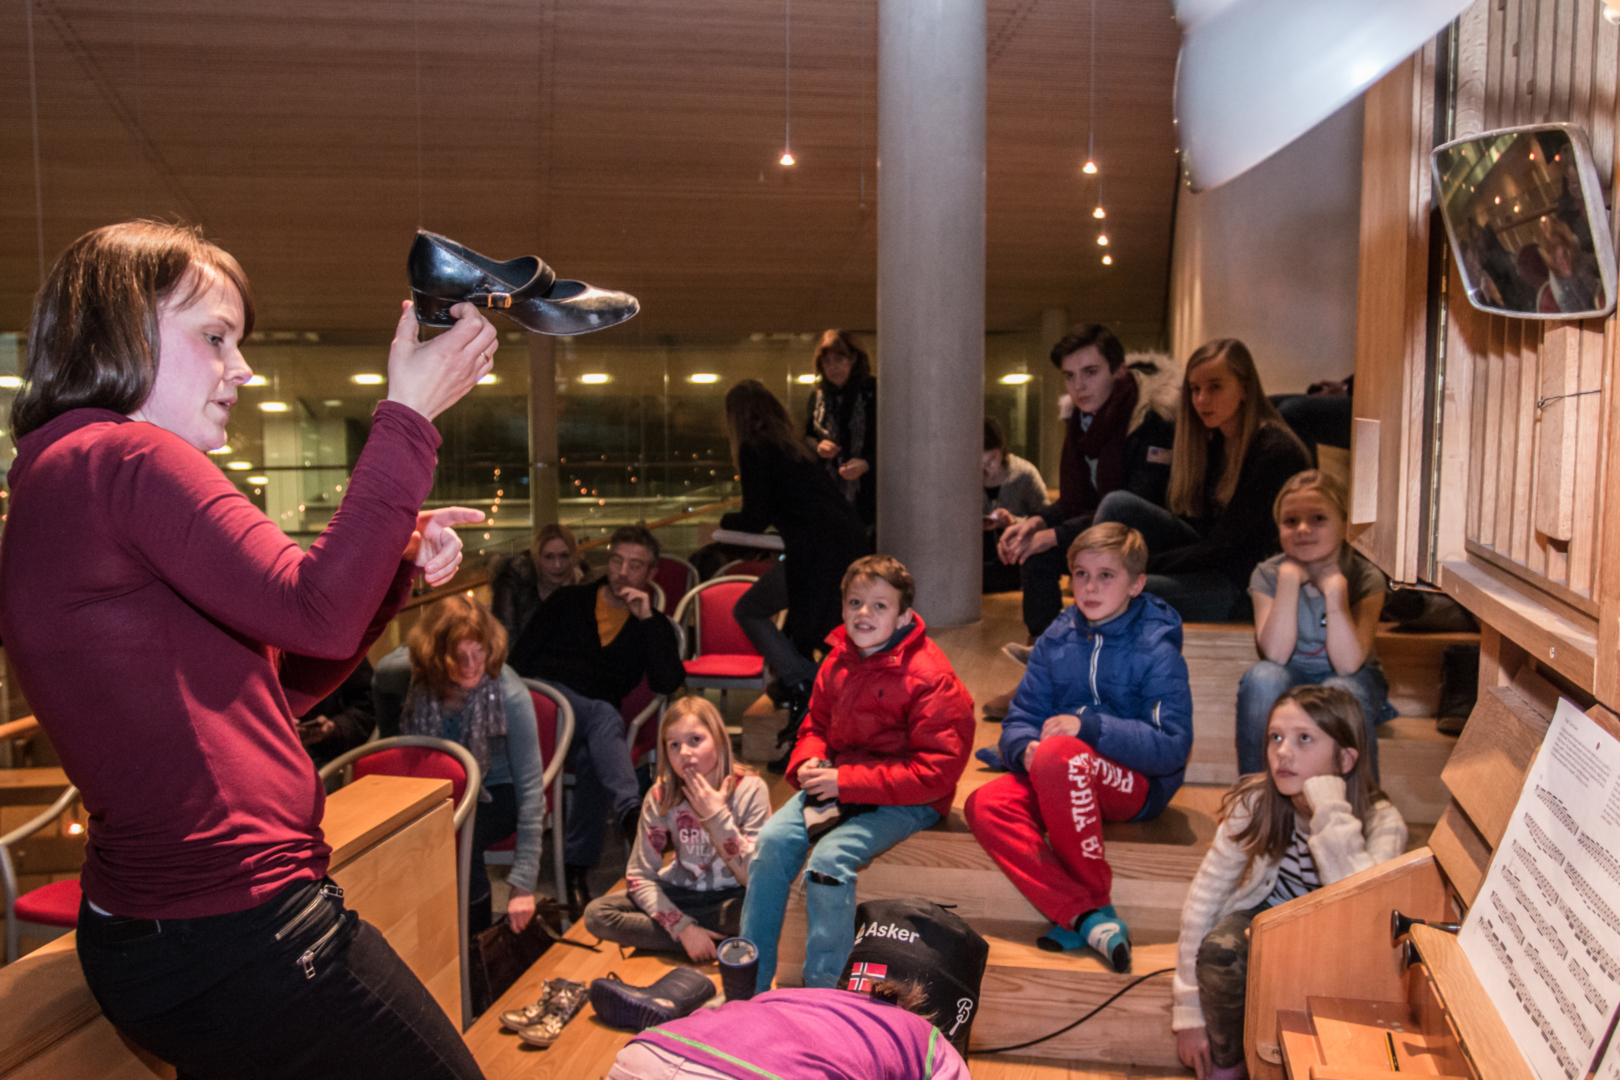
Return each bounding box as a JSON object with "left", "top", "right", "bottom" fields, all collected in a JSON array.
[{"left": 507, "top": 525, "right": 686, "bottom": 915}]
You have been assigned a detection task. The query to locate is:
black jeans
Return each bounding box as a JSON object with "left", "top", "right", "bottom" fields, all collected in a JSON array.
[
  {"left": 77, "top": 878, "right": 484, "bottom": 1080},
  {"left": 732, "top": 562, "right": 818, "bottom": 689},
  {"left": 470, "top": 782, "right": 519, "bottom": 934}
]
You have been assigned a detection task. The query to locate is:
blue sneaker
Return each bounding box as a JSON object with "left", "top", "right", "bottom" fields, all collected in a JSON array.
[{"left": 1078, "top": 905, "right": 1131, "bottom": 972}]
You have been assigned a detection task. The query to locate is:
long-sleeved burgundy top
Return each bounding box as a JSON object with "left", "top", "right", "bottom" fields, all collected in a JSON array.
[{"left": 0, "top": 402, "right": 439, "bottom": 918}]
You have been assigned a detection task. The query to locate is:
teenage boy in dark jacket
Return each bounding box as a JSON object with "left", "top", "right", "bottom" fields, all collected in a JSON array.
[
  {"left": 965, "top": 523, "right": 1193, "bottom": 972},
  {"left": 995, "top": 324, "right": 1179, "bottom": 650}
]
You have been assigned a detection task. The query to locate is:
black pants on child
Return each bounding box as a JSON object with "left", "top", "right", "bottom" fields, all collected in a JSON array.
[
  {"left": 76, "top": 877, "right": 484, "bottom": 1080},
  {"left": 1196, "top": 902, "right": 1272, "bottom": 1070},
  {"left": 582, "top": 884, "right": 746, "bottom": 953}
]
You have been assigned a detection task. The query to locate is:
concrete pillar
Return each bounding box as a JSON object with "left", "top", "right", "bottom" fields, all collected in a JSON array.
[
  {"left": 528, "top": 334, "right": 559, "bottom": 529},
  {"left": 1037, "top": 307, "right": 1068, "bottom": 487},
  {"left": 875, "top": 0, "right": 986, "bottom": 628}
]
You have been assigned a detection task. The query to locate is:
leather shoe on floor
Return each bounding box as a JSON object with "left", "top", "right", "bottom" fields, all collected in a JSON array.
[
  {"left": 589, "top": 968, "right": 716, "bottom": 1032},
  {"left": 982, "top": 688, "right": 1015, "bottom": 720},
  {"left": 408, "top": 230, "right": 639, "bottom": 336}
]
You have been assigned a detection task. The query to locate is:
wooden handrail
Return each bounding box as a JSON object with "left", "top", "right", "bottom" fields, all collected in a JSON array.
[
  {"left": 0, "top": 716, "right": 38, "bottom": 741},
  {"left": 398, "top": 494, "right": 742, "bottom": 612}
]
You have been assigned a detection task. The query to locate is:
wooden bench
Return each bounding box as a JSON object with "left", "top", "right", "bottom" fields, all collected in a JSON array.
[{"left": 0, "top": 775, "right": 461, "bottom": 1078}]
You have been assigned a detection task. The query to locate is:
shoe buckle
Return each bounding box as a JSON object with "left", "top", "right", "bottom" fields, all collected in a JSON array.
[{"left": 486, "top": 291, "right": 512, "bottom": 309}]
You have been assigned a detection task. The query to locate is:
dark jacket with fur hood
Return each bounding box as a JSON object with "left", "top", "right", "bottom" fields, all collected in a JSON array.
[{"left": 1037, "top": 352, "right": 1180, "bottom": 553}]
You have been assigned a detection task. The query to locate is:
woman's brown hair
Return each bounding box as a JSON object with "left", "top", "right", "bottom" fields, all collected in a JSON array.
[
  {"left": 814, "top": 329, "right": 871, "bottom": 385},
  {"left": 652, "top": 695, "right": 752, "bottom": 817},
  {"left": 407, "top": 596, "right": 509, "bottom": 699},
  {"left": 1166, "top": 338, "right": 1302, "bottom": 518},
  {"left": 725, "top": 378, "right": 811, "bottom": 464},
  {"left": 14, "top": 221, "right": 256, "bottom": 440},
  {"left": 1223, "top": 684, "right": 1384, "bottom": 880}
]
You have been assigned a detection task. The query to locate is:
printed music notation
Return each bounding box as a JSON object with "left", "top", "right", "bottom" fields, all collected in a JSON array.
[{"left": 1462, "top": 700, "right": 1620, "bottom": 1080}]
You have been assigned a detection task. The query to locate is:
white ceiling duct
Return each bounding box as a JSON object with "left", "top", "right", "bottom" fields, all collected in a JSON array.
[{"left": 1174, "top": 0, "right": 1472, "bottom": 192}]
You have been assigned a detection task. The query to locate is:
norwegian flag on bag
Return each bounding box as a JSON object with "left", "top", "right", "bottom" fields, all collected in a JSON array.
[{"left": 846, "top": 962, "right": 888, "bottom": 992}]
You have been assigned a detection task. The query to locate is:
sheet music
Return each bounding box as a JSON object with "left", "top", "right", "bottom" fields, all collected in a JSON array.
[{"left": 1459, "top": 699, "right": 1620, "bottom": 1080}]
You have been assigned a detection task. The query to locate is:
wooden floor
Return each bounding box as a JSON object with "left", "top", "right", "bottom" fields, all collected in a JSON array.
[{"left": 468, "top": 591, "right": 1462, "bottom": 1079}]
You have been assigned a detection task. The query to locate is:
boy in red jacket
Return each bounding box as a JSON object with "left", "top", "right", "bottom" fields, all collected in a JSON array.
[{"left": 739, "top": 555, "right": 976, "bottom": 993}]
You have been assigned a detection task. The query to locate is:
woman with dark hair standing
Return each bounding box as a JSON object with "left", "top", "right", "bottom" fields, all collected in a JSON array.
[
  {"left": 0, "top": 221, "right": 494, "bottom": 1079},
  {"left": 1095, "top": 338, "right": 1310, "bottom": 623},
  {"left": 723, "top": 379, "right": 869, "bottom": 765},
  {"left": 804, "top": 329, "right": 877, "bottom": 532}
]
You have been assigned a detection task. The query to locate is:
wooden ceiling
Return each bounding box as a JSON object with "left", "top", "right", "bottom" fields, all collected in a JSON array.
[{"left": 0, "top": 0, "right": 1182, "bottom": 344}]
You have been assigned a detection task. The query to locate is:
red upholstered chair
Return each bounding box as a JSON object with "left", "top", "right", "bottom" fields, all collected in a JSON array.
[
  {"left": 482, "top": 680, "right": 574, "bottom": 924},
  {"left": 621, "top": 675, "right": 667, "bottom": 769},
  {"left": 715, "top": 557, "right": 781, "bottom": 579},
  {"left": 673, "top": 576, "right": 769, "bottom": 707},
  {"left": 320, "top": 736, "right": 480, "bottom": 1030},
  {"left": 3, "top": 783, "right": 82, "bottom": 963},
  {"left": 653, "top": 555, "right": 700, "bottom": 616}
]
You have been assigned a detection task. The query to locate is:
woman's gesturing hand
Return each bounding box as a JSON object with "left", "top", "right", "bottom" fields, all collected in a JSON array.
[
  {"left": 386, "top": 301, "right": 499, "bottom": 421},
  {"left": 411, "top": 507, "right": 485, "bottom": 586}
]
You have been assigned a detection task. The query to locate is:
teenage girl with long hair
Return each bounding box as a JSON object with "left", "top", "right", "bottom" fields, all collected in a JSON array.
[
  {"left": 582, "top": 696, "right": 769, "bottom": 960},
  {"left": 1172, "top": 685, "right": 1407, "bottom": 1080},
  {"left": 721, "top": 379, "right": 870, "bottom": 766},
  {"left": 1095, "top": 338, "right": 1309, "bottom": 622}
]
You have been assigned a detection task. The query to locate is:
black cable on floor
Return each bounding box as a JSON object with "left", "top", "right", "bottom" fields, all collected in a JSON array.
[{"left": 973, "top": 967, "right": 1175, "bottom": 1055}]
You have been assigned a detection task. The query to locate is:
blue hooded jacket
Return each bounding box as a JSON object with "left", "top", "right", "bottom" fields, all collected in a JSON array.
[{"left": 998, "top": 592, "right": 1193, "bottom": 821}]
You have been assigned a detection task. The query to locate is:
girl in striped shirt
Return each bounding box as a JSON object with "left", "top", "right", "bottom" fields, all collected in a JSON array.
[{"left": 1172, "top": 685, "right": 1406, "bottom": 1080}]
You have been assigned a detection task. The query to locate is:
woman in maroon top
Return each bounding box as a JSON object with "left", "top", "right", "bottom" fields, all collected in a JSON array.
[{"left": 0, "top": 222, "right": 495, "bottom": 1080}]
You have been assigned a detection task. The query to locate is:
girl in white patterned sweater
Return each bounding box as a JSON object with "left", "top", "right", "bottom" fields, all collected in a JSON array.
[
  {"left": 584, "top": 696, "right": 771, "bottom": 961},
  {"left": 1173, "top": 685, "right": 1407, "bottom": 1080}
]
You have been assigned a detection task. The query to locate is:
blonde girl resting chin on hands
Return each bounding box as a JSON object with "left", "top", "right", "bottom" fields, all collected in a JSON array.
[
  {"left": 582, "top": 697, "right": 770, "bottom": 962},
  {"left": 1172, "top": 685, "right": 1407, "bottom": 1080}
]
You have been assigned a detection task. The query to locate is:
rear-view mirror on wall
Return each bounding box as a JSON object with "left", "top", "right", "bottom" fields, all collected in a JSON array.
[{"left": 1432, "top": 123, "right": 1616, "bottom": 319}]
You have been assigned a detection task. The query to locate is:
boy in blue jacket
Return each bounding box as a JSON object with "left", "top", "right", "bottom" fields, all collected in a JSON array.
[{"left": 964, "top": 523, "right": 1192, "bottom": 971}]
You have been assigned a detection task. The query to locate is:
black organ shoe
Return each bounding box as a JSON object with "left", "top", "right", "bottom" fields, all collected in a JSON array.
[
  {"left": 407, "top": 231, "right": 639, "bottom": 336},
  {"left": 588, "top": 968, "right": 717, "bottom": 1032}
]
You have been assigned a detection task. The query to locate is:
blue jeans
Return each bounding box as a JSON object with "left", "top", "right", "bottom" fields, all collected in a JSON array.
[
  {"left": 556, "top": 683, "right": 643, "bottom": 868},
  {"left": 1093, "top": 491, "right": 1251, "bottom": 622},
  {"left": 739, "top": 793, "right": 939, "bottom": 992},
  {"left": 1236, "top": 659, "right": 1392, "bottom": 779}
]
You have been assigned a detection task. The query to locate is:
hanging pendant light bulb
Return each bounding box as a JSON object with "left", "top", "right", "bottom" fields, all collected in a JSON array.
[
  {"left": 1102, "top": 254, "right": 1113, "bottom": 265},
  {"left": 1083, "top": 160, "right": 1098, "bottom": 175},
  {"left": 1081, "top": 0, "right": 1099, "bottom": 177},
  {"left": 1093, "top": 206, "right": 1106, "bottom": 219},
  {"left": 1096, "top": 234, "right": 1109, "bottom": 246},
  {"left": 780, "top": 0, "right": 796, "bottom": 167}
]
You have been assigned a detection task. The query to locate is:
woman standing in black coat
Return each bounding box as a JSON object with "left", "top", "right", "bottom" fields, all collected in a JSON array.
[
  {"left": 804, "top": 329, "right": 877, "bottom": 535},
  {"left": 723, "top": 380, "right": 870, "bottom": 766}
]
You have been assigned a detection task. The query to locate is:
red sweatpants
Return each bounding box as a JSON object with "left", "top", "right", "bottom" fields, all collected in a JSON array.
[{"left": 964, "top": 735, "right": 1147, "bottom": 929}]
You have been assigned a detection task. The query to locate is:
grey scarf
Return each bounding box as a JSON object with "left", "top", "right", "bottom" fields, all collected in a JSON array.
[{"left": 400, "top": 674, "right": 507, "bottom": 801}]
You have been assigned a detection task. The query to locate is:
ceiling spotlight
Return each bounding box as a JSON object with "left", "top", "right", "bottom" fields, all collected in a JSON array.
[
  {"left": 1097, "top": 234, "right": 1109, "bottom": 246},
  {"left": 1102, "top": 255, "right": 1113, "bottom": 265},
  {"left": 1093, "top": 206, "right": 1106, "bottom": 219},
  {"left": 780, "top": 151, "right": 796, "bottom": 166},
  {"left": 225, "top": 461, "right": 253, "bottom": 471},
  {"left": 0, "top": 376, "right": 22, "bottom": 389},
  {"left": 477, "top": 373, "right": 499, "bottom": 385},
  {"left": 351, "top": 373, "right": 385, "bottom": 386},
  {"left": 579, "top": 373, "right": 611, "bottom": 385},
  {"left": 1082, "top": 160, "right": 1098, "bottom": 175},
  {"left": 208, "top": 445, "right": 232, "bottom": 455},
  {"left": 322, "top": 399, "right": 342, "bottom": 407},
  {"left": 689, "top": 373, "right": 720, "bottom": 384},
  {"left": 796, "top": 373, "right": 817, "bottom": 385},
  {"left": 246, "top": 475, "right": 269, "bottom": 485},
  {"left": 999, "top": 373, "right": 1033, "bottom": 385},
  {"left": 259, "top": 402, "right": 290, "bottom": 413},
  {"left": 244, "top": 375, "right": 269, "bottom": 387}
]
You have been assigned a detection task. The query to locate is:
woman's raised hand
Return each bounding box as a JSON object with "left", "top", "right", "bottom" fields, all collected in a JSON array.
[
  {"left": 386, "top": 301, "right": 499, "bottom": 421},
  {"left": 412, "top": 507, "right": 485, "bottom": 586}
]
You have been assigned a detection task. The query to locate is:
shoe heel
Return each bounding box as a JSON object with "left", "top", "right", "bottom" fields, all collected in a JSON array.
[{"left": 411, "top": 291, "right": 459, "bottom": 326}]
